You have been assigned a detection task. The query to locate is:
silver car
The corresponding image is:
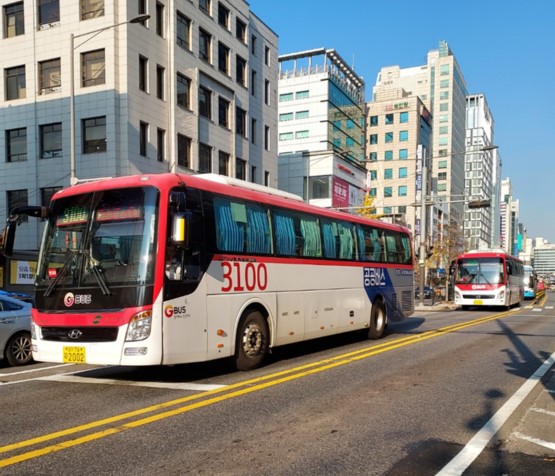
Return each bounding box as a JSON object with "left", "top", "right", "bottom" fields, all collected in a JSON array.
[{"left": 0, "top": 295, "right": 33, "bottom": 366}]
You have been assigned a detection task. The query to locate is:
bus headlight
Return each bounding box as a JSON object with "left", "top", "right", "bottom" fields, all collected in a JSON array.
[
  {"left": 499, "top": 290, "right": 505, "bottom": 300},
  {"left": 125, "top": 310, "right": 152, "bottom": 341}
]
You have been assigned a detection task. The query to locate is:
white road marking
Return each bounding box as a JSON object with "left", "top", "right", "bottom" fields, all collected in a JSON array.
[
  {"left": 0, "top": 364, "right": 72, "bottom": 377},
  {"left": 531, "top": 407, "right": 555, "bottom": 417},
  {"left": 436, "top": 351, "right": 555, "bottom": 476},
  {"left": 513, "top": 432, "right": 555, "bottom": 451},
  {"left": 39, "top": 373, "right": 226, "bottom": 391},
  {"left": 532, "top": 308, "right": 543, "bottom": 312}
]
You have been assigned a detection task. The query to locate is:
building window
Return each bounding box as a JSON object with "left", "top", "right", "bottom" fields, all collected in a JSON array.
[
  {"left": 139, "top": 121, "right": 148, "bottom": 157},
  {"left": 38, "top": 0, "right": 60, "bottom": 26},
  {"left": 369, "top": 115, "right": 378, "bottom": 127},
  {"left": 264, "top": 46, "right": 270, "bottom": 66},
  {"left": 279, "top": 132, "right": 293, "bottom": 141},
  {"left": 236, "top": 107, "right": 247, "bottom": 137},
  {"left": 82, "top": 116, "right": 106, "bottom": 153},
  {"left": 4, "top": 2, "right": 24, "bottom": 38},
  {"left": 176, "top": 11, "right": 191, "bottom": 49},
  {"left": 236, "top": 18, "right": 246, "bottom": 43},
  {"left": 296, "top": 130, "right": 309, "bottom": 139},
  {"left": 279, "top": 112, "right": 293, "bottom": 122},
  {"left": 81, "top": 49, "right": 105, "bottom": 87},
  {"left": 139, "top": 55, "right": 148, "bottom": 92},
  {"left": 439, "top": 91, "right": 449, "bottom": 100},
  {"left": 398, "top": 186, "right": 407, "bottom": 196},
  {"left": 41, "top": 186, "right": 62, "bottom": 207},
  {"left": 440, "top": 79, "right": 449, "bottom": 88},
  {"left": 399, "top": 130, "right": 408, "bottom": 141},
  {"left": 264, "top": 126, "right": 270, "bottom": 151},
  {"left": 81, "top": 0, "right": 105, "bottom": 20},
  {"left": 264, "top": 80, "right": 270, "bottom": 105},
  {"left": 177, "top": 133, "right": 191, "bottom": 168},
  {"left": 384, "top": 187, "right": 392, "bottom": 198},
  {"left": 279, "top": 92, "right": 293, "bottom": 102},
  {"left": 296, "top": 90, "right": 309, "bottom": 100},
  {"left": 384, "top": 150, "right": 393, "bottom": 161},
  {"left": 199, "top": 28, "right": 211, "bottom": 63},
  {"left": 199, "top": 0, "right": 211, "bottom": 14},
  {"left": 385, "top": 113, "right": 394, "bottom": 125},
  {"left": 218, "top": 97, "right": 230, "bottom": 128},
  {"left": 439, "top": 114, "right": 448, "bottom": 123},
  {"left": 369, "top": 170, "right": 377, "bottom": 181},
  {"left": 440, "top": 64, "right": 450, "bottom": 75},
  {"left": 400, "top": 111, "right": 409, "bottom": 123},
  {"left": 236, "top": 55, "right": 247, "bottom": 86},
  {"left": 251, "top": 118, "right": 257, "bottom": 144},
  {"left": 399, "top": 149, "right": 408, "bottom": 159},
  {"left": 437, "top": 183, "right": 447, "bottom": 192},
  {"left": 439, "top": 126, "right": 448, "bottom": 135},
  {"left": 438, "top": 172, "right": 447, "bottom": 180},
  {"left": 218, "top": 151, "right": 229, "bottom": 176},
  {"left": 250, "top": 70, "right": 257, "bottom": 96},
  {"left": 250, "top": 165, "right": 256, "bottom": 183},
  {"left": 5, "top": 65, "right": 25, "bottom": 100},
  {"left": 6, "top": 128, "right": 26, "bottom": 162},
  {"left": 296, "top": 110, "right": 309, "bottom": 120},
  {"left": 439, "top": 137, "right": 448, "bottom": 146},
  {"left": 156, "top": 65, "right": 165, "bottom": 100},
  {"left": 333, "top": 138, "right": 341, "bottom": 148},
  {"left": 384, "top": 169, "right": 393, "bottom": 180},
  {"left": 157, "top": 128, "right": 165, "bottom": 162},
  {"left": 399, "top": 167, "right": 407, "bottom": 178},
  {"left": 39, "top": 58, "right": 61, "bottom": 94},
  {"left": 385, "top": 132, "right": 393, "bottom": 143},
  {"left": 40, "top": 123, "right": 62, "bottom": 159},
  {"left": 156, "top": 2, "right": 164, "bottom": 37},
  {"left": 176, "top": 73, "right": 190, "bottom": 108},
  {"left": 199, "top": 86, "right": 211, "bottom": 118},
  {"left": 199, "top": 143, "right": 212, "bottom": 173},
  {"left": 438, "top": 160, "right": 447, "bottom": 169},
  {"left": 439, "top": 103, "right": 449, "bottom": 112},
  {"left": 251, "top": 35, "right": 257, "bottom": 55},
  {"left": 369, "top": 134, "right": 378, "bottom": 145},
  {"left": 370, "top": 188, "right": 377, "bottom": 197},
  {"left": 7, "top": 189, "right": 28, "bottom": 221},
  {"left": 218, "top": 2, "right": 229, "bottom": 28},
  {"left": 236, "top": 158, "right": 246, "bottom": 180},
  {"left": 369, "top": 152, "right": 377, "bottom": 161},
  {"left": 218, "top": 42, "right": 230, "bottom": 75}
]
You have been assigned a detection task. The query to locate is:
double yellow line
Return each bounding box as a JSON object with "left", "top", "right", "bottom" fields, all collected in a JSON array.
[{"left": 0, "top": 308, "right": 520, "bottom": 468}]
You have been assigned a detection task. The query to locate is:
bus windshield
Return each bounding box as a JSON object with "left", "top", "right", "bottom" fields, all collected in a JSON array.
[
  {"left": 455, "top": 258, "right": 504, "bottom": 285},
  {"left": 36, "top": 187, "right": 159, "bottom": 291}
]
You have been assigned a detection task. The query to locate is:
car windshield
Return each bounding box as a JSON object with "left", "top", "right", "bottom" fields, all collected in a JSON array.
[
  {"left": 36, "top": 187, "right": 159, "bottom": 291},
  {"left": 455, "top": 258, "right": 504, "bottom": 285}
]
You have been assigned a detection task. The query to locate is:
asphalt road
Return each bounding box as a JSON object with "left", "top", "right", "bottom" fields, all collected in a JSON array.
[{"left": 0, "top": 294, "right": 554, "bottom": 475}]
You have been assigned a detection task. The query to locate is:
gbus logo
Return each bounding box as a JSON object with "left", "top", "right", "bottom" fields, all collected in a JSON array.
[
  {"left": 64, "top": 292, "right": 92, "bottom": 307},
  {"left": 164, "top": 305, "right": 174, "bottom": 318}
]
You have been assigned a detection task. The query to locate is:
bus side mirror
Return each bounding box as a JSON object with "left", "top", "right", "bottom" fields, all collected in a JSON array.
[{"left": 171, "top": 212, "right": 190, "bottom": 247}]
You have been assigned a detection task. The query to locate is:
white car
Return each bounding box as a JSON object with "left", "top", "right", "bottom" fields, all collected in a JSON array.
[{"left": 0, "top": 294, "right": 33, "bottom": 366}]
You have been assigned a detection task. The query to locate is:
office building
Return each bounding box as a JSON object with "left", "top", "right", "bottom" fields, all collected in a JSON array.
[
  {"left": 277, "top": 48, "right": 367, "bottom": 208},
  {"left": 0, "top": 0, "right": 278, "bottom": 250}
]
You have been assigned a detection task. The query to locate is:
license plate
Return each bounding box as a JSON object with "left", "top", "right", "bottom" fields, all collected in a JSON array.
[
  {"left": 473, "top": 299, "right": 483, "bottom": 305},
  {"left": 63, "top": 346, "right": 86, "bottom": 364}
]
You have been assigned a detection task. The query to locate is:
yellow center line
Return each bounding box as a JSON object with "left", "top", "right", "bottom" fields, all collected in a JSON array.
[{"left": 0, "top": 308, "right": 517, "bottom": 468}]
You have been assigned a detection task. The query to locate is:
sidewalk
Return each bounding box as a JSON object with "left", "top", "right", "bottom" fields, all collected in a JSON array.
[{"left": 414, "top": 300, "right": 457, "bottom": 312}]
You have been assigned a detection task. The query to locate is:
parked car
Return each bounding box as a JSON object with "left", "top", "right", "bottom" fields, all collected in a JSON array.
[
  {"left": 0, "top": 289, "right": 34, "bottom": 304},
  {"left": 0, "top": 294, "right": 33, "bottom": 366},
  {"left": 415, "top": 286, "right": 433, "bottom": 299}
]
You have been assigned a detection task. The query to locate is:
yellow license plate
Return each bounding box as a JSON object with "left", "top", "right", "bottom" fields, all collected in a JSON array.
[
  {"left": 63, "top": 346, "right": 86, "bottom": 364},
  {"left": 473, "top": 299, "right": 483, "bottom": 305}
]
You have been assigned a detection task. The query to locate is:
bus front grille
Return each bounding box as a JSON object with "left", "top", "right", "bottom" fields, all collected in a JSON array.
[{"left": 41, "top": 327, "right": 119, "bottom": 343}]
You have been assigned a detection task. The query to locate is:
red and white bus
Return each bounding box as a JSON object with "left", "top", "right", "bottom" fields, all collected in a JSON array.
[
  {"left": 8, "top": 173, "right": 414, "bottom": 370},
  {"left": 453, "top": 250, "right": 524, "bottom": 310}
]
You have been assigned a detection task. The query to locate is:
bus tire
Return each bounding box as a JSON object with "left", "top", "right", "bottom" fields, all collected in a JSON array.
[
  {"left": 368, "top": 300, "right": 386, "bottom": 340},
  {"left": 234, "top": 309, "right": 269, "bottom": 371}
]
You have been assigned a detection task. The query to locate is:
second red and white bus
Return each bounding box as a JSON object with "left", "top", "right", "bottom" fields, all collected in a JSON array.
[
  {"left": 5, "top": 173, "right": 415, "bottom": 370},
  {"left": 453, "top": 250, "right": 524, "bottom": 310}
]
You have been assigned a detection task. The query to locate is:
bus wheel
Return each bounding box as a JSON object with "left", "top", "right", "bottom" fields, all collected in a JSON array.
[
  {"left": 368, "top": 300, "right": 386, "bottom": 340},
  {"left": 235, "top": 310, "right": 269, "bottom": 371}
]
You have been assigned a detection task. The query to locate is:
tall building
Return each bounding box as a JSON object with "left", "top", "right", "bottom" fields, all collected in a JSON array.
[
  {"left": 372, "top": 41, "right": 469, "bottom": 228},
  {"left": 464, "top": 93, "right": 497, "bottom": 250},
  {"left": 277, "top": 48, "right": 367, "bottom": 208},
  {"left": 0, "top": 0, "right": 278, "bottom": 250},
  {"left": 365, "top": 90, "right": 432, "bottom": 236},
  {"left": 533, "top": 240, "right": 555, "bottom": 277},
  {"left": 499, "top": 178, "right": 520, "bottom": 255}
]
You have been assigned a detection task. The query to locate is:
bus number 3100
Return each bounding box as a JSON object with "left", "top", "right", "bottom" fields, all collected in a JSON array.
[{"left": 221, "top": 262, "right": 268, "bottom": 292}]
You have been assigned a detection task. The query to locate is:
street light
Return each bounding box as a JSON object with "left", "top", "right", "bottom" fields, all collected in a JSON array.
[{"left": 69, "top": 14, "right": 150, "bottom": 185}]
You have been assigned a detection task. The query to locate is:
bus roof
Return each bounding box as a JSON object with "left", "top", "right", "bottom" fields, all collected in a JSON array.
[
  {"left": 52, "top": 173, "right": 411, "bottom": 235},
  {"left": 455, "top": 250, "right": 522, "bottom": 262}
]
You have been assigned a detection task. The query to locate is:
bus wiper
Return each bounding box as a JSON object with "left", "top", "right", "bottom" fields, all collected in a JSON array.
[
  {"left": 85, "top": 251, "right": 111, "bottom": 296},
  {"left": 44, "top": 250, "right": 78, "bottom": 297}
]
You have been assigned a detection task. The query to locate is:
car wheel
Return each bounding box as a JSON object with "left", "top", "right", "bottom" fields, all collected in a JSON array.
[{"left": 5, "top": 331, "right": 33, "bottom": 366}]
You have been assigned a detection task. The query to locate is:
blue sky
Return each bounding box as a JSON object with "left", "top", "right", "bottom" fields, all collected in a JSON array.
[{"left": 249, "top": 0, "right": 555, "bottom": 242}]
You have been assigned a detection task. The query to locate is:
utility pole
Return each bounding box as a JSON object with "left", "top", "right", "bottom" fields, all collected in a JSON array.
[{"left": 418, "top": 145, "right": 427, "bottom": 308}]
